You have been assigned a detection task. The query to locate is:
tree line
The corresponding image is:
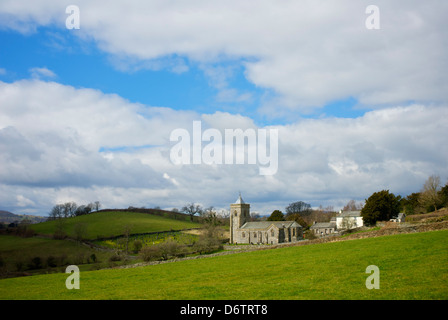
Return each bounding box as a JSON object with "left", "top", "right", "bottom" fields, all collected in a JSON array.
[
  {"left": 264, "top": 174, "right": 448, "bottom": 229},
  {"left": 361, "top": 174, "right": 448, "bottom": 225},
  {"left": 266, "top": 200, "right": 337, "bottom": 230},
  {"left": 48, "top": 201, "right": 101, "bottom": 220}
]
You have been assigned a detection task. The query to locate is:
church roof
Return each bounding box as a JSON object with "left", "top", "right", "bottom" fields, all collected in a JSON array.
[
  {"left": 240, "top": 221, "right": 302, "bottom": 230},
  {"left": 234, "top": 193, "right": 245, "bottom": 204}
]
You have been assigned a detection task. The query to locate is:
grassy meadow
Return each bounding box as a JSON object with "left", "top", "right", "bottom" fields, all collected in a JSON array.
[
  {"left": 0, "top": 210, "right": 202, "bottom": 278},
  {"left": 30, "top": 211, "right": 201, "bottom": 240},
  {"left": 0, "top": 235, "right": 113, "bottom": 275},
  {"left": 1, "top": 230, "right": 447, "bottom": 300},
  {"left": 94, "top": 230, "right": 198, "bottom": 250}
]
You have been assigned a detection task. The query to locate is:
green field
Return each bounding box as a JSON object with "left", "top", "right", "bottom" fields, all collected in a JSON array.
[
  {"left": 0, "top": 235, "right": 114, "bottom": 275},
  {"left": 94, "top": 230, "right": 198, "bottom": 249},
  {"left": 1, "top": 230, "right": 447, "bottom": 300},
  {"left": 30, "top": 211, "right": 201, "bottom": 240}
]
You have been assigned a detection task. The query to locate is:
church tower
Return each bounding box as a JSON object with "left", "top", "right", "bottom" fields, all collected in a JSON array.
[{"left": 230, "top": 193, "right": 250, "bottom": 244}]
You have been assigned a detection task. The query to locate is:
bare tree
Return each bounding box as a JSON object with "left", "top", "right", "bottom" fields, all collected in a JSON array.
[
  {"left": 202, "top": 206, "right": 215, "bottom": 217},
  {"left": 218, "top": 209, "right": 229, "bottom": 219},
  {"left": 250, "top": 212, "right": 261, "bottom": 221},
  {"left": 419, "top": 175, "right": 442, "bottom": 212},
  {"left": 202, "top": 207, "right": 220, "bottom": 227},
  {"left": 75, "top": 204, "right": 91, "bottom": 216},
  {"left": 66, "top": 202, "right": 78, "bottom": 217},
  {"left": 49, "top": 204, "right": 64, "bottom": 220},
  {"left": 122, "top": 225, "right": 133, "bottom": 254},
  {"left": 343, "top": 200, "right": 363, "bottom": 211},
  {"left": 182, "top": 203, "right": 203, "bottom": 221},
  {"left": 73, "top": 222, "right": 88, "bottom": 243},
  {"left": 53, "top": 218, "right": 67, "bottom": 239},
  {"left": 93, "top": 201, "right": 101, "bottom": 211},
  {"left": 340, "top": 216, "right": 357, "bottom": 230}
]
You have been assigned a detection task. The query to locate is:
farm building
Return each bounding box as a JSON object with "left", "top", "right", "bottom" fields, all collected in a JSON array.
[
  {"left": 310, "top": 218, "right": 337, "bottom": 236},
  {"left": 310, "top": 210, "right": 364, "bottom": 237}
]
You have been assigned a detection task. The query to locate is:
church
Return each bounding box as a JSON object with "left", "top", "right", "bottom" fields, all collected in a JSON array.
[{"left": 229, "top": 194, "right": 303, "bottom": 245}]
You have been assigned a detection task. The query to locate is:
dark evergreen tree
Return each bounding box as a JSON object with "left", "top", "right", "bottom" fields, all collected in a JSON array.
[
  {"left": 361, "top": 190, "right": 401, "bottom": 225},
  {"left": 267, "top": 210, "right": 284, "bottom": 221}
]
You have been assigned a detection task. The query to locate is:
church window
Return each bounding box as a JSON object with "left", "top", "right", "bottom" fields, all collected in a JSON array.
[
  {"left": 254, "top": 232, "right": 257, "bottom": 238},
  {"left": 242, "top": 232, "right": 245, "bottom": 238},
  {"left": 271, "top": 230, "right": 274, "bottom": 236}
]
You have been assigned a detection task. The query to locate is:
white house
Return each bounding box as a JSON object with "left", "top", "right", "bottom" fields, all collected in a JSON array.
[
  {"left": 336, "top": 210, "right": 364, "bottom": 230},
  {"left": 390, "top": 212, "right": 406, "bottom": 223}
]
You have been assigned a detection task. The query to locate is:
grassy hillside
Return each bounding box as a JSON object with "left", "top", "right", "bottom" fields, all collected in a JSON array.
[
  {"left": 1, "top": 230, "right": 447, "bottom": 300},
  {"left": 0, "top": 235, "right": 113, "bottom": 276},
  {"left": 30, "top": 211, "right": 201, "bottom": 240}
]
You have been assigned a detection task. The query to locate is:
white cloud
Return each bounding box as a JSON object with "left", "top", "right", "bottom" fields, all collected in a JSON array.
[
  {"left": 29, "top": 67, "right": 57, "bottom": 79},
  {"left": 16, "top": 194, "right": 35, "bottom": 207},
  {"left": 1, "top": 1, "right": 447, "bottom": 215},
  {"left": 0, "top": 80, "right": 447, "bottom": 216},
  {"left": 0, "top": 79, "right": 183, "bottom": 191},
  {"left": 1, "top": 0, "right": 446, "bottom": 114}
]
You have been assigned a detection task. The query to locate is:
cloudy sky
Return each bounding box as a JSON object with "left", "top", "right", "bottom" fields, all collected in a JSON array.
[{"left": 0, "top": 0, "right": 447, "bottom": 217}]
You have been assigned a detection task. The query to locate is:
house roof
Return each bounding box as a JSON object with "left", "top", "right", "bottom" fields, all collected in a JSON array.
[
  {"left": 240, "top": 221, "right": 302, "bottom": 230},
  {"left": 338, "top": 210, "right": 362, "bottom": 217},
  {"left": 310, "top": 222, "right": 336, "bottom": 229}
]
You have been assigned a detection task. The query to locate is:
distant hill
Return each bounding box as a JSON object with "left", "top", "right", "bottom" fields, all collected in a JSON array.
[{"left": 0, "top": 210, "right": 47, "bottom": 224}]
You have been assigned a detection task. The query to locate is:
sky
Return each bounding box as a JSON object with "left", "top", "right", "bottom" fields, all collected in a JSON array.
[{"left": 0, "top": 0, "right": 447, "bottom": 217}]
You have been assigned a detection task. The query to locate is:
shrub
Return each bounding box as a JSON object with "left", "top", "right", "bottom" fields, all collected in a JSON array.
[
  {"left": 140, "top": 239, "right": 191, "bottom": 262},
  {"left": 157, "top": 239, "right": 188, "bottom": 260},
  {"left": 109, "top": 253, "right": 122, "bottom": 262},
  {"left": 132, "top": 240, "right": 143, "bottom": 253},
  {"left": 193, "top": 237, "right": 222, "bottom": 255},
  {"left": 22, "top": 228, "right": 36, "bottom": 238},
  {"left": 46, "top": 256, "right": 57, "bottom": 268},
  {"left": 74, "top": 253, "right": 85, "bottom": 265},
  {"left": 56, "top": 254, "right": 68, "bottom": 266},
  {"left": 15, "top": 259, "right": 24, "bottom": 272},
  {"left": 304, "top": 230, "right": 317, "bottom": 240},
  {"left": 140, "top": 245, "right": 163, "bottom": 262},
  {"left": 53, "top": 229, "right": 67, "bottom": 240},
  {"left": 28, "top": 256, "right": 42, "bottom": 270}
]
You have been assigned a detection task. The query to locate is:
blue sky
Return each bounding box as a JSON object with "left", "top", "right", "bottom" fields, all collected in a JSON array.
[
  {"left": 0, "top": 29, "right": 213, "bottom": 107},
  {"left": 0, "top": 24, "right": 367, "bottom": 126},
  {"left": 0, "top": 27, "right": 276, "bottom": 124},
  {"left": 0, "top": 1, "right": 447, "bottom": 216}
]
